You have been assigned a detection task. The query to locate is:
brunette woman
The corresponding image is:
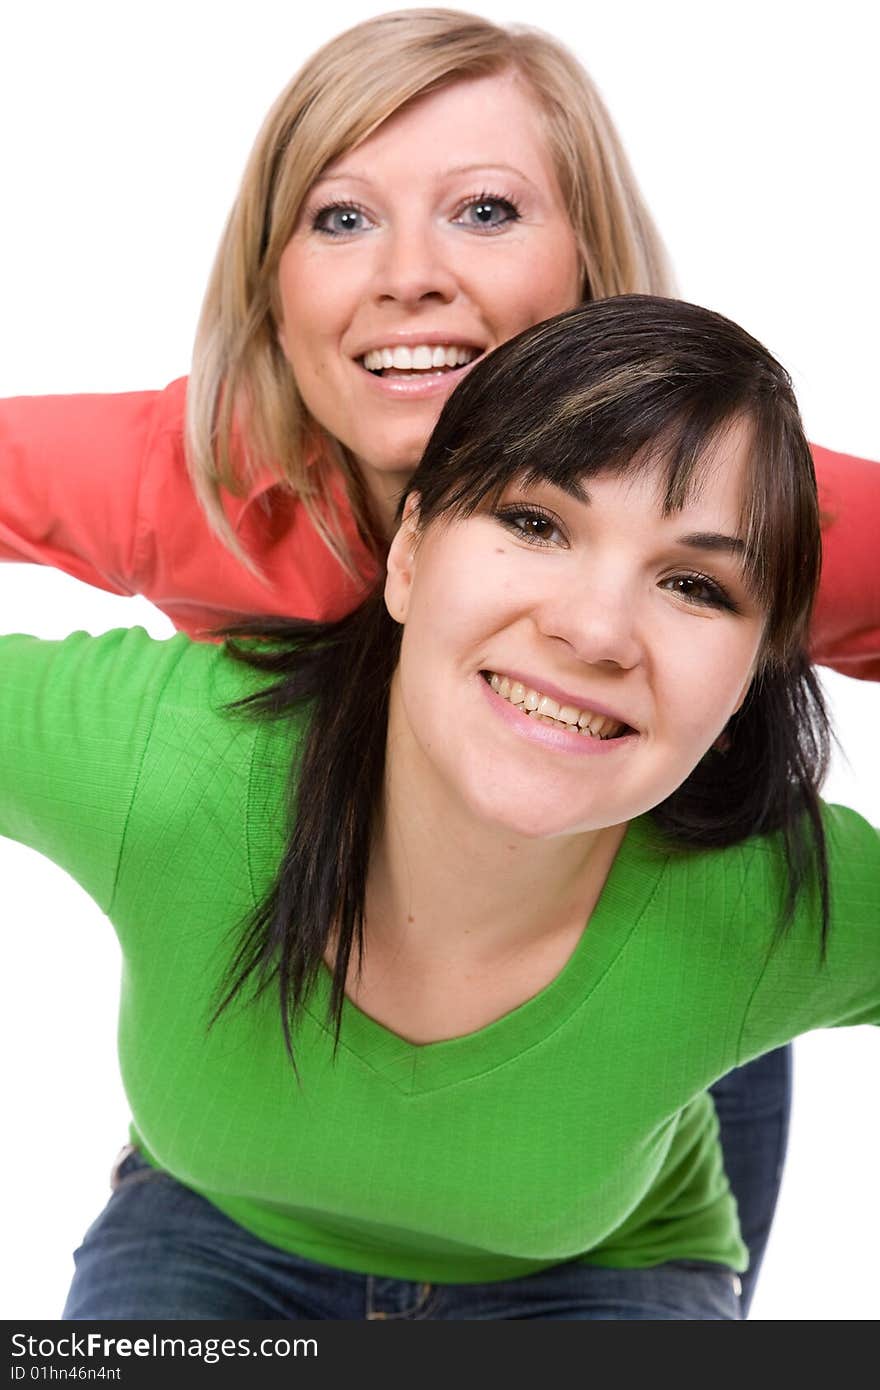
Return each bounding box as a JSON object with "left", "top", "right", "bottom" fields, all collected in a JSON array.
[{"left": 2, "top": 296, "right": 877, "bottom": 1320}]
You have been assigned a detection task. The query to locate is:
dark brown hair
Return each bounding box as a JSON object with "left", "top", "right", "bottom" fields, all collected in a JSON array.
[{"left": 216, "top": 296, "right": 830, "bottom": 1064}]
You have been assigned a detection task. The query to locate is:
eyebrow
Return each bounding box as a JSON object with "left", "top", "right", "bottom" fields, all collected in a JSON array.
[
  {"left": 531, "top": 476, "right": 591, "bottom": 503},
  {"left": 441, "top": 162, "right": 540, "bottom": 191},
  {"left": 675, "top": 531, "right": 746, "bottom": 555},
  {"left": 311, "top": 161, "right": 540, "bottom": 193}
]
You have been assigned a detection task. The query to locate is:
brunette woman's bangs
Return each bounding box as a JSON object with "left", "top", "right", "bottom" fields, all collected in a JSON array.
[{"left": 406, "top": 297, "right": 821, "bottom": 667}]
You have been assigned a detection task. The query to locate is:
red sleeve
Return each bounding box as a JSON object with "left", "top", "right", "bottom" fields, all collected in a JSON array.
[
  {"left": 0, "top": 384, "right": 164, "bottom": 593},
  {"left": 0, "top": 377, "right": 374, "bottom": 637},
  {"left": 811, "top": 444, "right": 880, "bottom": 682}
]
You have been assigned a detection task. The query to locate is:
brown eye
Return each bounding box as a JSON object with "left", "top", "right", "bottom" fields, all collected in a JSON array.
[
  {"left": 672, "top": 576, "right": 712, "bottom": 600},
  {"left": 494, "top": 506, "right": 566, "bottom": 547},
  {"left": 662, "top": 572, "right": 737, "bottom": 612},
  {"left": 520, "top": 516, "right": 556, "bottom": 540}
]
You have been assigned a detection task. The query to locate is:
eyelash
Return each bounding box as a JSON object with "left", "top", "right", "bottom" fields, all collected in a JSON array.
[
  {"left": 309, "top": 190, "right": 522, "bottom": 238},
  {"left": 493, "top": 505, "right": 741, "bottom": 612},
  {"left": 662, "top": 572, "right": 740, "bottom": 613},
  {"left": 310, "top": 199, "right": 374, "bottom": 237},
  {"left": 495, "top": 503, "right": 566, "bottom": 547},
  {"left": 452, "top": 190, "right": 522, "bottom": 232}
]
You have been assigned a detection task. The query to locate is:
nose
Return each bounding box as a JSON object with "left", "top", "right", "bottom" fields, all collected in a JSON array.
[
  {"left": 534, "top": 580, "right": 644, "bottom": 673},
  {"left": 372, "top": 221, "right": 458, "bottom": 307}
]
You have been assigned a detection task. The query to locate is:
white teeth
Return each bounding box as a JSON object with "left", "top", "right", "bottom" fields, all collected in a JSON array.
[
  {"left": 361, "top": 344, "right": 478, "bottom": 372},
  {"left": 486, "top": 672, "right": 626, "bottom": 739}
]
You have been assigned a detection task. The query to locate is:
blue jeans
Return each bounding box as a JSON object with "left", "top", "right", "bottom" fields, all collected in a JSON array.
[
  {"left": 709, "top": 1044, "right": 791, "bottom": 1314},
  {"left": 63, "top": 1149, "right": 741, "bottom": 1321}
]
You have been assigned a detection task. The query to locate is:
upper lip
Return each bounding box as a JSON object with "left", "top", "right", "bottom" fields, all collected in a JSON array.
[
  {"left": 485, "top": 668, "right": 639, "bottom": 730},
  {"left": 351, "top": 330, "right": 488, "bottom": 359}
]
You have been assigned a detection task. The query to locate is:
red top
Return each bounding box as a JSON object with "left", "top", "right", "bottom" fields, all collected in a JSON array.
[{"left": 1, "top": 377, "right": 878, "bottom": 679}]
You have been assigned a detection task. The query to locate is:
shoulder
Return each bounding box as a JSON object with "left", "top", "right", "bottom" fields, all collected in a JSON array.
[
  {"left": 90, "top": 631, "right": 309, "bottom": 841},
  {"left": 21, "top": 625, "right": 287, "bottom": 730},
  {"left": 143, "top": 375, "right": 188, "bottom": 445},
  {"left": 653, "top": 802, "right": 878, "bottom": 942},
  {"left": 736, "top": 804, "right": 880, "bottom": 1043},
  {"left": 138, "top": 631, "right": 312, "bottom": 757},
  {"left": 821, "top": 802, "right": 880, "bottom": 919},
  {"left": 107, "top": 627, "right": 299, "bottom": 718},
  {"left": 738, "top": 805, "right": 877, "bottom": 971}
]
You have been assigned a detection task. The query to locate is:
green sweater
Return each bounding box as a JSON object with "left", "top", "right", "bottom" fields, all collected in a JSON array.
[{"left": 1, "top": 628, "right": 878, "bottom": 1281}]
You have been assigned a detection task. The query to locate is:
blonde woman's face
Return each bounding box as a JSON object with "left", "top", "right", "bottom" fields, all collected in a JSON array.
[{"left": 277, "top": 72, "right": 583, "bottom": 525}]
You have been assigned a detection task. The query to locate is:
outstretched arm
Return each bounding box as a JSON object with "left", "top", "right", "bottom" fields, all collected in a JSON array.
[
  {"left": 0, "top": 380, "right": 371, "bottom": 637},
  {"left": 0, "top": 626, "right": 190, "bottom": 908},
  {"left": 811, "top": 444, "right": 880, "bottom": 681},
  {"left": 0, "top": 386, "right": 173, "bottom": 594}
]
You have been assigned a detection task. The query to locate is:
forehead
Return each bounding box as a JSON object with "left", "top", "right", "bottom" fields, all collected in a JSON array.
[{"left": 315, "top": 71, "right": 560, "bottom": 193}]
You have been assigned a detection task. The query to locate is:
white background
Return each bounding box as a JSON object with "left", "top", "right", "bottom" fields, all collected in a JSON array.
[{"left": 1, "top": 0, "right": 877, "bottom": 1321}]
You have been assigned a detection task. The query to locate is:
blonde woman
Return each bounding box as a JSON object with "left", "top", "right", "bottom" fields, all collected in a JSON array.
[{"left": 1, "top": 10, "right": 877, "bottom": 1315}]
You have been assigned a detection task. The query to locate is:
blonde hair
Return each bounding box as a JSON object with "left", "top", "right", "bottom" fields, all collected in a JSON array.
[{"left": 187, "top": 8, "right": 675, "bottom": 572}]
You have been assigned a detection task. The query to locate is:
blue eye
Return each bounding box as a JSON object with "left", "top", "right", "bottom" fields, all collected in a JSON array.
[
  {"left": 455, "top": 194, "right": 521, "bottom": 232},
  {"left": 312, "top": 203, "right": 373, "bottom": 236}
]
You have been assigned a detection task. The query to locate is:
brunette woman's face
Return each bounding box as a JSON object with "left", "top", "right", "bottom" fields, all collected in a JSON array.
[
  {"left": 384, "top": 423, "right": 766, "bottom": 841},
  {"left": 277, "top": 72, "right": 583, "bottom": 518}
]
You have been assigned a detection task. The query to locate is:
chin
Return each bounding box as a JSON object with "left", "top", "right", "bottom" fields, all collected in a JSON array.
[
  {"left": 366, "top": 415, "right": 445, "bottom": 470},
  {"left": 466, "top": 788, "right": 607, "bottom": 842},
  {"left": 367, "top": 439, "right": 431, "bottom": 477}
]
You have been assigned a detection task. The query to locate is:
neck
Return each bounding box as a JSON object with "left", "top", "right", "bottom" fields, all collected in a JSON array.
[
  {"left": 367, "top": 716, "right": 627, "bottom": 969},
  {"left": 352, "top": 458, "right": 410, "bottom": 542}
]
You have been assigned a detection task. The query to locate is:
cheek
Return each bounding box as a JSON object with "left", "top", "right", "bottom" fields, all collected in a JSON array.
[
  {"left": 493, "top": 270, "right": 581, "bottom": 336},
  {"left": 400, "top": 539, "right": 515, "bottom": 671},
  {"left": 658, "top": 628, "right": 760, "bottom": 748},
  {"left": 519, "top": 235, "right": 583, "bottom": 319},
  {"left": 276, "top": 252, "right": 340, "bottom": 361},
  {"left": 464, "top": 233, "right": 581, "bottom": 335},
  {"left": 405, "top": 580, "right": 480, "bottom": 667}
]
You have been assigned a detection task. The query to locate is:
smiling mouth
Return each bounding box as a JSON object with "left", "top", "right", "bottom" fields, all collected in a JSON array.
[
  {"left": 482, "top": 671, "right": 634, "bottom": 740},
  {"left": 359, "top": 343, "right": 482, "bottom": 377}
]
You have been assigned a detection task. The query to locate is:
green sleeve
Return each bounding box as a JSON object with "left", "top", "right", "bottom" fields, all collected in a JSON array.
[
  {"left": 0, "top": 627, "right": 191, "bottom": 912},
  {"left": 738, "top": 804, "right": 880, "bottom": 1062}
]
